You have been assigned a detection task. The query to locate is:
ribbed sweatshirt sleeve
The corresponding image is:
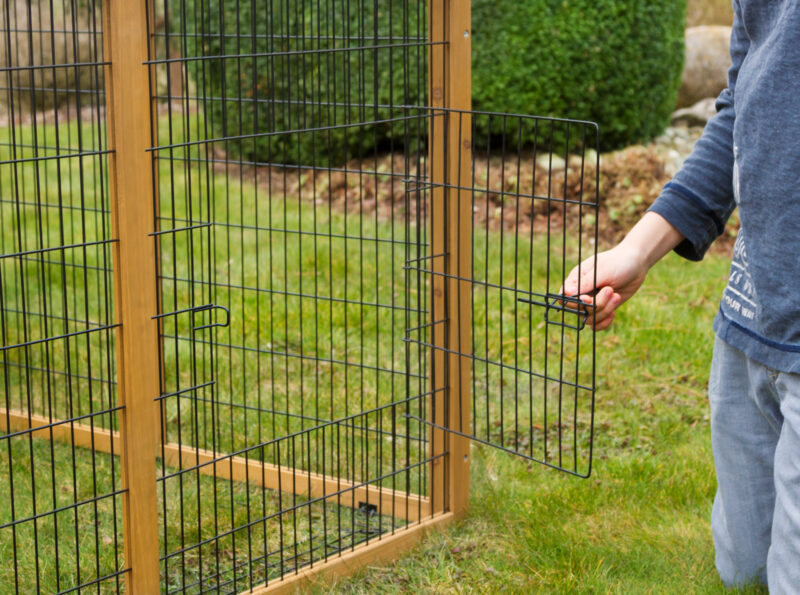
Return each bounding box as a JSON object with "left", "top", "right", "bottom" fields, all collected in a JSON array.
[{"left": 647, "top": 0, "right": 750, "bottom": 261}]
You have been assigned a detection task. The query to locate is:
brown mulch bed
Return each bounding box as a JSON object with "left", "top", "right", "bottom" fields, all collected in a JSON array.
[
  {"left": 220, "top": 139, "right": 737, "bottom": 255},
  {"left": 595, "top": 143, "right": 737, "bottom": 254}
]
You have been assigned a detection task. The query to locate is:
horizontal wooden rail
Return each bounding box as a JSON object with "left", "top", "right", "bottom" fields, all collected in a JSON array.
[
  {"left": 251, "top": 512, "right": 454, "bottom": 594},
  {"left": 0, "top": 408, "right": 429, "bottom": 522}
]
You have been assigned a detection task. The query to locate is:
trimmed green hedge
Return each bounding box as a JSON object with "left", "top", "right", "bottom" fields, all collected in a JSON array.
[
  {"left": 170, "top": 0, "right": 426, "bottom": 166},
  {"left": 472, "top": 0, "right": 686, "bottom": 151},
  {"left": 173, "top": 0, "right": 685, "bottom": 163}
]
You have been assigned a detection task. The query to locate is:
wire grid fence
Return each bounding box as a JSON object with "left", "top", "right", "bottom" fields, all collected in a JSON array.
[
  {"left": 0, "top": 0, "right": 599, "bottom": 592},
  {"left": 149, "top": 0, "right": 437, "bottom": 592},
  {"left": 0, "top": 0, "right": 125, "bottom": 593}
]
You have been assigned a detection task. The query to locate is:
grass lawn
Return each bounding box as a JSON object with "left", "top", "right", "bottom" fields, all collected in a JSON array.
[
  {"left": 1, "top": 112, "right": 766, "bottom": 593},
  {"left": 324, "top": 250, "right": 769, "bottom": 594},
  {"left": 0, "top": 114, "right": 432, "bottom": 591}
]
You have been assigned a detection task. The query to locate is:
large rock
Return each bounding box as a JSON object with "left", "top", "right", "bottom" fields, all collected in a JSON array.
[
  {"left": 676, "top": 26, "right": 732, "bottom": 109},
  {"left": 671, "top": 97, "right": 717, "bottom": 127},
  {"left": 0, "top": 1, "right": 100, "bottom": 115}
]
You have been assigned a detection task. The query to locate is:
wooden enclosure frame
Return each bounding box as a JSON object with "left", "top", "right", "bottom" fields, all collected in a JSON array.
[{"left": 0, "top": 0, "right": 473, "bottom": 592}]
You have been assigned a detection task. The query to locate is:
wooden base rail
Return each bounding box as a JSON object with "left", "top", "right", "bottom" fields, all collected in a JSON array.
[
  {"left": 250, "top": 511, "right": 454, "bottom": 594},
  {"left": 0, "top": 408, "right": 429, "bottom": 522}
]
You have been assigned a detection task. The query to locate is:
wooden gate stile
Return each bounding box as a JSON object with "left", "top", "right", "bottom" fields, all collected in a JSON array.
[
  {"left": 428, "top": 0, "right": 473, "bottom": 517},
  {"left": 103, "top": 0, "right": 161, "bottom": 591}
]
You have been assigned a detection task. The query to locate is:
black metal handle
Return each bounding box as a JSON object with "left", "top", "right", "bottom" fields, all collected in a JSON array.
[
  {"left": 192, "top": 304, "right": 231, "bottom": 332},
  {"left": 517, "top": 289, "right": 599, "bottom": 331},
  {"left": 153, "top": 303, "right": 231, "bottom": 332}
]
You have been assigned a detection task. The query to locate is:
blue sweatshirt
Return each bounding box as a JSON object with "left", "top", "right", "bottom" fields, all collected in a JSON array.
[{"left": 649, "top": 0, "right": 800, "bottom": 373}]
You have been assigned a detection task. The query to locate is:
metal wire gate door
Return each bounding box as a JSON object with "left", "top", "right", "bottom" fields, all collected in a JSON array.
[{"left": 405, "top": 110, "right": 600, "bottom": 484}]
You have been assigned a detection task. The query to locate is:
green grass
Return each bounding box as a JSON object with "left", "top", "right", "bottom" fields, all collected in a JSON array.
[
  {"left": 323, "top": 251, "right": 770, "bottom": 594},
  {"left": 1, "top": 115, "right": 765, "bottom": 593},
  {"left": 0, "top": 436, "right": 124, "bottom": 593},
  {"left": 1, "top": 115, "right": 429, "bottom": 590}
]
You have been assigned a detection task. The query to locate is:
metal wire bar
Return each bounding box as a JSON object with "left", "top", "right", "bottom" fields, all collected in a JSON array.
[
  {"left": 0, "top": 60, "right": 110, "bottom": 73},
  {"left": 0, "top": 404, "right": 123, "bottom": 442},
  {"left": 157, "top": 218, "right": 425, "bottom": 247},
  {"left": 152, "top": 151, "right": 430, "bottom": 177},
  {"left": 1, "top": 359, "right": 117, "bottom": 386},
  {"left": 0, "top": 1, "right": 123, "bottom": 592},
  {"left": 0, "top": 488, "right": 125, "bottom": 531},
  {"left": 53, "top": 569, "right": 130, "bottom": 595},
  {"left": 148, "top": 110, "right": 443, "bottom": 152},
  {"left": 161, "top": 391, "right": 429, "bottom": 443},
  {"left": 160, "top": 332, "right": 427, "bottom": 379},
  {"left": 144, "top": 40, "right": 445, "bottom": 66},
  {"left": 0, "top": 237, "right": 117, "bottom": 260}
]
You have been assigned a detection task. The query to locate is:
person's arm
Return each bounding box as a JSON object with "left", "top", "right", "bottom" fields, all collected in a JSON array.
[
  {"left": 646, "top": 0, "right": 749, "bottom": 261},
  {"left": 563, "top": 212, "right": 683, "bottom": 330},
  {"left": 564, "top": 0, "right": 750, "bottom": 330}
]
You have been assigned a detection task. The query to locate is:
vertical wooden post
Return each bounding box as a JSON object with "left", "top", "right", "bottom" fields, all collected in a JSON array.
[
  {"left": 429, "top": 0, "right": 472, "bottom": 516},
  {"left": 103, "top": 0, "right": 161, "bottom": 592}
]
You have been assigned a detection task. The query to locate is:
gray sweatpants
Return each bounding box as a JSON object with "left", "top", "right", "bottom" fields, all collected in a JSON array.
[{"left": 708, "top": 335, "right": 800, "bottom": 593}]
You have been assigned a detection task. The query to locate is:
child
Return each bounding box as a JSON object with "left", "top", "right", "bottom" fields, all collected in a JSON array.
[{"left": 564, "top": 1, "right": 800, "bottom": 591}]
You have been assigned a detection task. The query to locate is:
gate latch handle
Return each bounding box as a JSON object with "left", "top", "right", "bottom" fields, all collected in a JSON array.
[
  {"left": 192, "top": 304, "right": 230, "bottom": 332},
  {"left": 517, "top": 289, "right": 598, "bottom": 331},
  {"left": 152, "top": 303, "right": 231, "bottom": 331}
]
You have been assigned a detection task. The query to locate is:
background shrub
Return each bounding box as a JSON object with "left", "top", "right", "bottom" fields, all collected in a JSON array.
[
  {"left": 175, "top": 0, "right": 685, "bottom": 164},
  {"left": 472, "top": 0, "right": 686, "bottom": 151},
  {"left": 170, "top": 0, "right": 427, "bottom": 167}
]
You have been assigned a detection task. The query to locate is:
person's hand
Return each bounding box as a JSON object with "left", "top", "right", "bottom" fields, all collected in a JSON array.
[
  {"left": 561, "top": 211, "right": 684, "bottom": 331},
  {"left": 562, "top": 245, "right": 649, "bottom": 331}
]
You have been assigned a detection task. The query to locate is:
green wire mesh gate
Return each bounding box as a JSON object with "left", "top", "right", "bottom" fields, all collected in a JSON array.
[{"left": 0, "top": 0, "right": 598, "bottom": 592}]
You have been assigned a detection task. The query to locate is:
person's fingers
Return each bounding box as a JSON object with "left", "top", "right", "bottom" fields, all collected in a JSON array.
[
  {"left": 554, "top": 282, "right": 622, "bottom": 331},
  {"left": 562, "top": 259, "right": 597, "bottom": 297},
  {"left": 578, "top": 286, "right": 622, "bottom": 330},
  {"left": 574, "top": 285, "right": 612, "bottom": 313},
  {"left": 561, "top": 275, "right": 579, "bottom": 298},
  {"left": 593, "top": 309, "right": 616, "bottom": 331},
  {"left": 593, "top": 286, "right": 619, "bottom": 316}
]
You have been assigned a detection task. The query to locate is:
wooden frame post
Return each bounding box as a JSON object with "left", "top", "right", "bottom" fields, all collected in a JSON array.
[
  {"left": 103, "top": 0, "right": 161, "bottom": 592},
  {"left": 429, "top": 0, "right": 472, "bottom": 516}
]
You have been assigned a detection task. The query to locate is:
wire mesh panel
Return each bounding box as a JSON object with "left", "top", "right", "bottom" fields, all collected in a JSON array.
[
  {"left": 0, "top": 0, "right": 599, "bottom": 591},
  {"left": 0, "top": 1, "right": 126, "bottom": 592},
  {"left": 148, "top": 0, "right": 437, "bottom": 591},
  {"left": 405, "top": 110, "right": 599, "bottom": 477}
]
